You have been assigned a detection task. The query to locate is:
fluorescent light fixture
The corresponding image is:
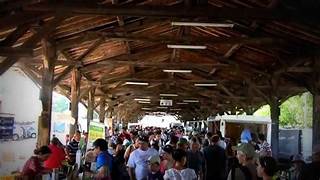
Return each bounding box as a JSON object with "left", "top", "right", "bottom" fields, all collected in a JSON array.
[
  {"left": 163, "top": 69, "right": 192, "bottom": 73},
  {"left": 142, "top": 108, "right": 152, "bottom": 110},
  {"left": 125, "top": 82, "right": 149, "bottom": 86},
  {"left": 172, "top": 21, "right": 234, "bottom": 28},
  {"left": 171, "top": 108, "right": 182, "bottom": 111},
  {"left": 167, "top": 45, "right": 207, "bottom": 49},
  {"left": 194, "top": 83, "right": 218, "bottom": 87},
  {"left": 157, "top": 106, "right": 168, "bottom": 109},
  {"left": 177, "top": 102, "right": 188, "bottom": 105},
  {"left": 160, "top": 93, "right": 178, "bottom": 97},
  {"left": 183, "top": 99, "right": 199, "bottom": 103},
  {"left": 138, "top": 101, "right": 151, "bottom": 104},
  {"left": 134, "top": 98, "right": 150, "bottom": 101}
]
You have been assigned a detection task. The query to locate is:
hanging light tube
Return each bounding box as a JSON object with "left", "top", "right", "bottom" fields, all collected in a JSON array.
[
  {"left": 184, "top": 100, "right": 199, "bottom": 103},
  {"left": 171, "top": 22, "right": 234, "bottom": 28},
  {"left": 138, "top": 101, "right": 151, "bottom": 104},
  {"left": 125, "top": 82, "right": 149, "bottom": 86},
  {"left": 134, "top": 98, "right": 151, "bottom": 101},
  {"left": 167, "top": 45, "right": 207, "bottom": 49},
  {"left": 194, "top": 83, "right": 218, "bottom": 87},
  {"left": 160, "top": 93, "right": 178, "bottom": 97},
  {"left": 163, "top": 69, "right": 192, "bottom": 73}
]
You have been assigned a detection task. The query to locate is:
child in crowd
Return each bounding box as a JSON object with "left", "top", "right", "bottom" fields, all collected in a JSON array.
[
  {"left": 164, "top": 149, "right": 197, "bottom": 180},
  {"left": 147, "top": 155, "right": 164, "bottom": 180}
]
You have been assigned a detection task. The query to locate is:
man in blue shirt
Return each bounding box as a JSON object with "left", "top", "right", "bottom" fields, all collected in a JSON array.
[{"left": 93, "top": 138, "right": 113, "bottom": 179}]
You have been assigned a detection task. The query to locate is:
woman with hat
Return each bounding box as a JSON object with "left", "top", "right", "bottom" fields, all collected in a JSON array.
[{"left": 227, "top": 143, "right": 258, "bottom": 180}]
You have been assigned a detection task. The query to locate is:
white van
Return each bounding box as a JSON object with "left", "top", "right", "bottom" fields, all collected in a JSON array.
[{"left": 207, "top": 115, "right": 271, "bottom": 143}]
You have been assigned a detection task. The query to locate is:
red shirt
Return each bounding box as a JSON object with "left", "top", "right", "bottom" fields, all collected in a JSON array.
[
  {"left": 44, "top": 144, "right": 65, "bottom": 169},
  {"left": 21, "top": 156, "right": 43, "bottom": 178}
]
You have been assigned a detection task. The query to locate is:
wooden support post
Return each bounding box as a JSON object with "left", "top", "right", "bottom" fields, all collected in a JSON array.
[
  {"left": 312, "top": 93, "right": 320, "bottom": 150},
  {"left": 312, "top": 58, "right": 320, "bottom": 151},
  {"left": 269, "top": 97, "right": 280, "bottom": 158},
  {"left": 99, "top": 97, "right": 106, "bottom": 123},
  {"left": 38, "top": 39, "right": 56, "bottom": 146},
  {"left": 87, "top": 86, "right": 95, "bottom": 132},
  {"left": 70, "top": 68, "right": 81, "bottom": 137},
  {"left": 106, "top": 106, "right": 114, "bottom": 134}
]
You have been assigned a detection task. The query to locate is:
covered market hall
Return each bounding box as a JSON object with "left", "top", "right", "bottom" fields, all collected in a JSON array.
[{"left": 0, "top": 0, "right": 320, "bottom": 179}]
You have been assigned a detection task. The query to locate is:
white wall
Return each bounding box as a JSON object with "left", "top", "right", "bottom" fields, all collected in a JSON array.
[
  {"left": 0, "top": 67, "right": 42, "bottom": 123},
  {"left": 0, "top": 67, "right": 41, "bottom": 175}
]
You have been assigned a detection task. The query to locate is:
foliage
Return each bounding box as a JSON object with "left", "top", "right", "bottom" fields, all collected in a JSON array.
[{"left": 254, "top": 92, "right": 313, "bottom": 128}]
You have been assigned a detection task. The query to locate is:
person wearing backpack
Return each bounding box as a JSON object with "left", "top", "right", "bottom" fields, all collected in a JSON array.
[{"left": 227, "top": 143, "right": 258, "bottom": 180}]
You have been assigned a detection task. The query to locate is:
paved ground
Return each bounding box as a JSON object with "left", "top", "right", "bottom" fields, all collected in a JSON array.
[{"left": 0, "top": 138, "right": 37, "bottom": 176}]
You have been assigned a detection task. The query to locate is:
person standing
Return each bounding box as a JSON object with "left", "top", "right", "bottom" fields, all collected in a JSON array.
[
  {"left": 203, "top": 135, "right": 227, "bottom": 180},
  {"left": 160, "top": 145, "right": 175, "bottom": 174},
  {"left": 127, "top": 135, "right": 158, "bottom": 180},
  {"left": 227, "top": 143, "right": 258, "bottom": 180},
  {"left": 256, "top": 156, "right": 279, "bottom": 180},
  {"left": 44, "top": 137, "right": 65, "bottom": 170},
  {"left": 187, "top": 137, "right": 205, "bottom": 180},
  {"left": 92, "top": 138, "right": 113, "bottom": 179},
  {"left": 21, "top": 146, "right": 52, "bottom": 179},
  {"left": 66, "top": 130, "right": 81, "bottom": 165},
  {"left": 164, "top": 149, "right": 197, "bottom": 180},
  {"left": 257, "top": 134, "right": 271, "bottom": 157}
]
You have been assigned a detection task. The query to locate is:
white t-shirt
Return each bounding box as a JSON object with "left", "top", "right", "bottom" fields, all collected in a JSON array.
[
  {"left": 127, "top": 148, "right": 158, "bottom": 180},
  {"left": 164, "top": 168, "right": 197, "bottom": 180}
]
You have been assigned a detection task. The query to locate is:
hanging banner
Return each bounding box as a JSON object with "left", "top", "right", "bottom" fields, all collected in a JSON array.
[{"left": 87, "top": 121, "right": 105, "bottom": 149}]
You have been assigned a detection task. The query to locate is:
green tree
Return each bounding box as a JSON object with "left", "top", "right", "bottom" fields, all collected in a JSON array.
[{"left": 254, "top": 92, "right": 313, "bottom": 128}]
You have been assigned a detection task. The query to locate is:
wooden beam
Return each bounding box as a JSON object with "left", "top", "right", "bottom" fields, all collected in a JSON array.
[
  {"left": 87, "top": 86, "right": 96, "bottom": 131},
  {"left": 269, "top": 96, "right": 280, "bottom": 158},
  {"left": 53, "top": 66, "right": 74, "bottom": 86},
  {"left": 0, "top": 16, "right": 63, "bottom": 75},
  {"left": 70, "top": 68, "right": 81, "bottom": 136},
  {"left": 26, "top": 2, "right": 320, "bottom": 22},
  {"left": 98, "top": 60, "right": 227, "bottom": 68},
  {"left": 99, "top": 97, "right": 106, "bottom": 123},
  {"left": 0, "top": 24, "right": 30, "bottom": 46},
  {"left": 37, "top": 39, "right": 56, "bottom": 146},
  {"left": 57, "top": 32, "right": 281, "bottom": 50},
  {"left": 0, "top": 11, "right": 50, "bottom": 29},
  {"left": 0, "top": 47, "right": 33, "bottom": 57}
]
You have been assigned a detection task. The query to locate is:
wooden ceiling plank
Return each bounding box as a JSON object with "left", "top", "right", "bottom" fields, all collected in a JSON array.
[
  {"left": 0, "top": 16, "right": 64, "bottom": 75},
  {"left": 0, "top": 47, "right": 33, "bottom": 57},
  {"left": 25, "top": 3, "right": 320, "bottom": 22},
  {"left": 0, "top": 24, "right": 31, "bottom": 46}
]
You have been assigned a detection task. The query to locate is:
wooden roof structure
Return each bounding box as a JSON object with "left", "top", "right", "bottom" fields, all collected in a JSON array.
[{"left": 1, "top": 0, "right": 320, "bottom": 122}]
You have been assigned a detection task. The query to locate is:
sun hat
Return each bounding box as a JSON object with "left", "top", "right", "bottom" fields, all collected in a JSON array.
[
  {"left": 234, "top": 143, "right": 257, "bottom": 158},
  {"left": 147, "top": 155, "right": 161, "bottom": 164}
]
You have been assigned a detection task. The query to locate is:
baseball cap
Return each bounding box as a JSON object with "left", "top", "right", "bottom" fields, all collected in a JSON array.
[
  {"left": 177, "top": 137, "right": 188, "bottom": 145},
  {"left": 234, "top": 143, "right": 257, "bottom": 159},
  {"left": 147, "top": 155, "right": 160, "bottom": 164},
  {"left": 162, "top": 145, "right": 174, "bottom": 154}
]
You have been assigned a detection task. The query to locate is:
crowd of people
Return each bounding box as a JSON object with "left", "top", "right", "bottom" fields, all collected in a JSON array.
[{"left": 19, "top": 126, "right": 320, "bottom": 180}]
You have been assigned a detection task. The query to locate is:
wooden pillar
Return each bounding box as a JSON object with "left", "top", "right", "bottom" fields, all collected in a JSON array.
[
  {"left": 70, "top": 68, "right": 81, "bottom": 137},
  {"left": 312, "top": 92, "right": 320, "bottom": 150},
  {"left": 269, "top": 97, "right": 280, "bottom": 158},
  {"left": 107, "top": 106, "right": 114, "bottom": 134},
  {"left": 86, "top": 86, "right": 95, "bottom": 132},
  {"left": 38, "top": 39, "right": 56, "bottom": 146},
  {"left": 99, "top": 97, "right": 106, "bottom": 123},
  {"left": 311, "top": 58, "right": 320, "bottom": 153}
]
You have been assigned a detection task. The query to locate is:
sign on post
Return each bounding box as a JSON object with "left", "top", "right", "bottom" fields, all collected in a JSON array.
[{"left": 87, "top": 121, "right": 105, "bottom": 149}]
